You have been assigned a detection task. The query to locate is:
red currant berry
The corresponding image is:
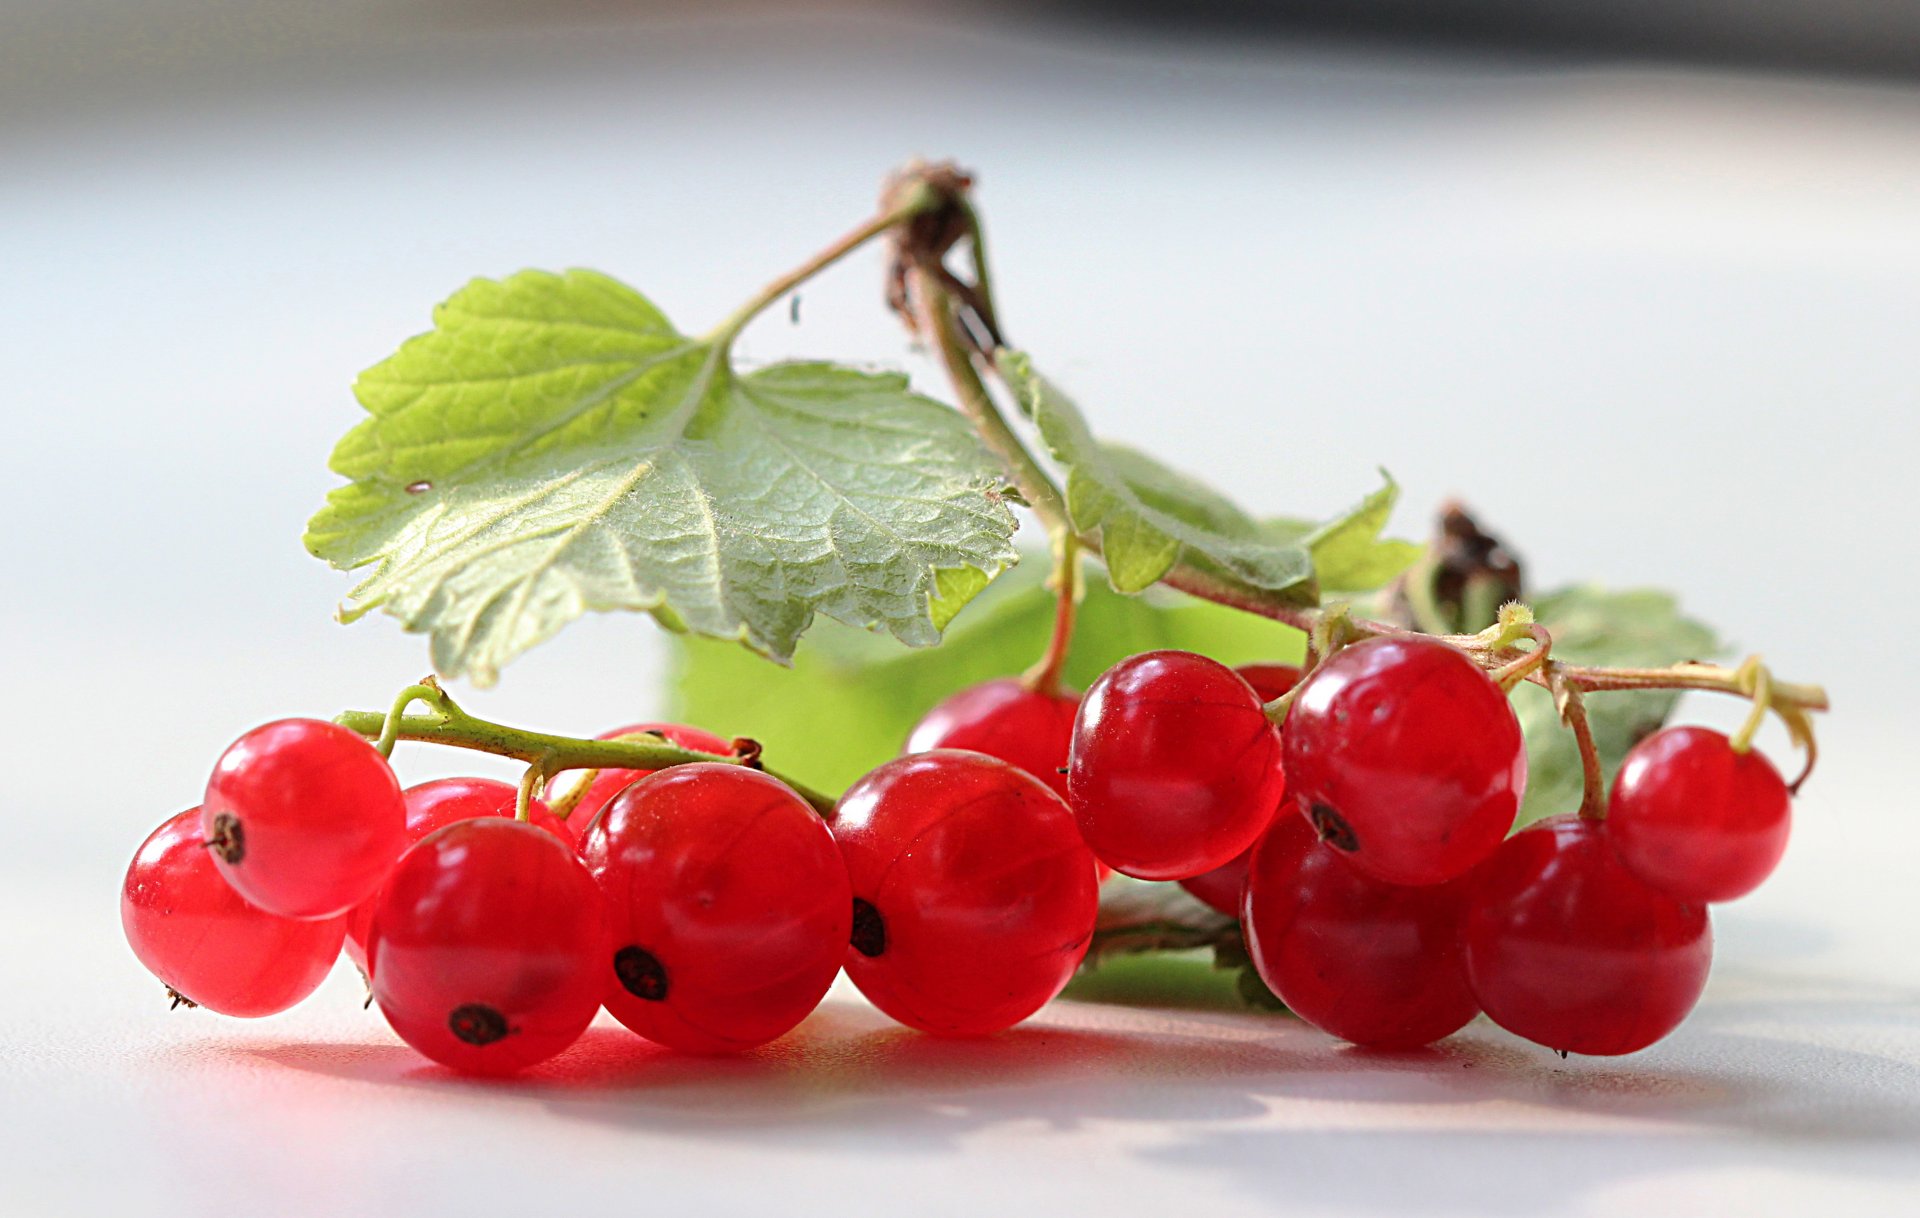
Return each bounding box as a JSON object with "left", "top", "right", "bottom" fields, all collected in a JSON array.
[
  {"left": 1234, "top": 662, "right": 1303, "bottom": 704},
  {"left": 1607, "top": 726, "right": 1791, "bottom": 904},
  {"left": 545, "top": 722, "right": 732, "bottom": 835},
  {"left": 833, "top": 751, "right": 1099, "bottom": 1035},
  {"left": 1283, "top": 636, "right": 1524, "bottom": 886},
  {"left": 368, "top": 818, "right": 606, "bottom": 1075},
  {"left": 1067, "top": 651, "right": 1284, "bottom": 881},
  {"left": 1177, "top": 663, "right": 1301, "bottom": 913},
  {"left": 1465, "top": 815, "right": 1712, "bottom": 1056},
  {"left": 906, "top": 678, "right": 1080, "bottom": 800},
  {"left": 1242, "top": 815, "right": 1478, "bottom": 1048},
  {"left": 201, "top": 719, "right": 406, "bottom": 919},
  {"left": 122, "top": 809, "right": 346, "bottom": 1017},
  {"left": 1179, "top": 849, "right": 1252, "bottom": 916},
  {"left": 342, "top": 777, "right": 572, "bottom": 973},
  {"left": 581, "top": 764, "right": 850, "bottom": 1054}
]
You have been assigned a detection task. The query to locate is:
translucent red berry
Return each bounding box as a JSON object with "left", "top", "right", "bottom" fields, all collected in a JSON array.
[
  {"left": 342, "top": 777, "right": 572, "bottom": 973},
  {"left": 833, "top": 751, "right": 1099, "bottom": 1035},
  {"left": 1234, "top": 662, "right": 1303, "bottom": 704},
  {"left": 1607, "top": 726, "right": 1791, "bottom": 904},
  {"left": 906, "top": 678, "right": 1080, "bottom": 799},
  {"left": 1465, "top": 814, "right": 1712, "bottom": 1056},
  {"left": 201, "top": 718, "right": 406, "bottom": 919},
  {"left": 1283, "top": 636, "right": 1524, "bottom": 886},
  {"left": 368, "top": 819, "right": 606, "bottom": 1075},
  {"left": 1242, "top": 815, "right": 1478, "bottom": 1048},
  {"left": 122, "top": 809, "right": 346, "bottom": 1017},
  {"left": 1179, "top": 850, "right": 1252, "bottom": 916},
  {"left": 545, "top": 722, "right": 732, "bottom": 835},
  {"left": 1177, "top": 662, "right": 1300, "bottom": 913},
  {"left": 581, "top": 764, "right": 850, "bottom": 1054},
  {"left": 1067, "top": 651, "right": 1284, "bottom": 881}
]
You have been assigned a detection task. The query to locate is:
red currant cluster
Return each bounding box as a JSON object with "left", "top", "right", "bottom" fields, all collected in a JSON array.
[
  {"left": 122, "top": 632, "right": 1793, "bottom": 1075},
  {"left": 915, "top": 635, "right": 1794, "bottom": 1057}
]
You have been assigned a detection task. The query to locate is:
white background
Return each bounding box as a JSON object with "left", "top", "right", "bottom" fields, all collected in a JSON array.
[{"left": 2, "top": 8, "right": 1917, "bottom": 1216}]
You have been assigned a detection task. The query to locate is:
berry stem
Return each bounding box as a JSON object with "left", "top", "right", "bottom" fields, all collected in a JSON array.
[
  {"left": 1087, "top": 919, "right": 1235, "bottom": 961},
  {"left": 515, "top": 761, "right": 546, "bottom": 824},
  {"left": 372, "top": 680, "right": 445, "bottom": 759},
  {"left": 1729, "top": 658, "right": 1773, "bottom": 754},
  {"left": 334, "top": 688, "right": 838, "bottom": 817},
  {"left": 1547, "top": 664, "right": 1608, "bottom": 820},
  {"left": 1491, "top": 625, "right": 1554, "bottom": 692},
  {"left": 1021, "top": 532, "right": 1081, "bottom": 697}
]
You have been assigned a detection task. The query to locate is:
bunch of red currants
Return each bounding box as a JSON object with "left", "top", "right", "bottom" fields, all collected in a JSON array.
[{"left": 123, "top": 634, "right": 1794, "bottom": 1075}]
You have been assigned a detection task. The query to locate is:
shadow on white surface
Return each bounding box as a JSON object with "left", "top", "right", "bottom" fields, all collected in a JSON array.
[
  {"left": 189, "top": 990, "right": 1920, "bottom": 1212},
  {"left": 231, "top": 989, "right": 1920, "bottom": 1141}
]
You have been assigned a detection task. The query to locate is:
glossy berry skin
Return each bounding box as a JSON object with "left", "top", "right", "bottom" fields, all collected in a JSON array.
[
  {"left": 1177, "top": 663, "right": 1302, "bottom": 912},
  {"left": 581, "top": 764, "right": 850, "bottom": 1054},
  {"left": 201, "top": 719, "right": 406, "bottom": 919},
  {"left": 342, "top": 778, "right": 572, "bottom": 973},
  {"left": 1068, "top": 651, "right": 1285, "bottom": 881},
  {"left": 368, "top": 818, "right": 606, "bottom": 1075},
  {"left": 1465, "top": 815, "right": 1712, "bottom": 1056},
  {"left": 1234, "top": 663, "right": 1304, "bottom": 705},
  {"left": 1242, "top": 815, "right": 1478, "bottom": 1048},
  {"left": 906, "top": 678, "right": 1080, "bottom": 800},
  {"left": 1607, "top": 727, "right": 1791, "bottom": 904},
  {"left": 122, "top": 809, "right": 346, "bottom": 1017},
  {"left": 833, "top": 751, "right": 1099, "bottom": 1035},
  {"left": 545, "top": 722, "right": 732, "bottom": 836},
  {"left": 1179, "top": 850, "right": 1253, "bottom": 916},
  {"left": 1283, "top": 636, "right": 1525, "bottom": 886}
]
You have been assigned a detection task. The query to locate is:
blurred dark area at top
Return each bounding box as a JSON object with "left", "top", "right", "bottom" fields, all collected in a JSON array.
[
  {"left": 1076, "top": 0, "right": 1920, "bottom": 78},
  {"left": 9, "top": 0, "right": 1920, "bottom": 136}
]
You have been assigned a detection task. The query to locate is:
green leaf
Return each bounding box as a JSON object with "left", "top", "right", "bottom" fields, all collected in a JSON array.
[
  {"left": 1263, "top": 476, "right": 1424, "bottom": 593},
  {"left": 927, "top": 564, "right": 993, "bottom": 633},
  {"left": 306, "top": 270, "right": 1019, "bottom": 684},
  {"left": 1513, "top": 586, "right": 1723, "bottom": 826},
  {"left": 667, "top": 555, "right": 1308, "bottom": 794},
  {"left": 1000, "top": 352, "right": 1318, "bottom": 599}
]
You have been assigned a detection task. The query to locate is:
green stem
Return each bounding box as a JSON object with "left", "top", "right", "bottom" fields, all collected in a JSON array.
[
  {"left": 335, "top": 693, "right": 838, "bottom": 818},
  {"left": 926, "top": 287, "right": 1069, "bottom": 527},
  {"left": 372, "top": 681, "right": 445, "bottom": 758},
  {"left": 704, "top": 187, "right": 938, "bottom": 349}
]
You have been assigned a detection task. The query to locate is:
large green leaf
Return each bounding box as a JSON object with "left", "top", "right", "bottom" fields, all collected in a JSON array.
[
  {"left": 307, "top": 270, "right": 1019, "bottom": 684},
  {"left": 1513, "top": 586, "right": 1723, "bottom": 825},
  {"left": 667, "top": 558, "right": 1308, "bottom": 793}
]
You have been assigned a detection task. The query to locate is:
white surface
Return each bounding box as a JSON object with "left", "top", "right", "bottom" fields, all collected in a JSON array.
[{"left": 2, "top": 12, "right": 1918, "bottom": 1216}]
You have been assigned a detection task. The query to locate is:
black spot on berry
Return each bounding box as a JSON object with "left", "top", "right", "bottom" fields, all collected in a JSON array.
[
  {"left": 614, "top": 945, "right": 669, "bottom": 1001},
  {"left": 850, "top": 898, "right": 887, "bottom": 958},
  {"left": 1309, "top": 803, "right": 1359, "bottom": 853},
  {"left": 448, "top": 1003, "right": 510, "bottom": 1046},
  {"left": 205, "top": 813, "right": 245, "bottom": 864}
]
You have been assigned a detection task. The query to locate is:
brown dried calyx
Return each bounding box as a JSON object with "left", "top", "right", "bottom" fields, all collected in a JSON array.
[
  {"left": 1388, "top": 502, "right": 1525, "bottom": 634},
  {"left": 881, "top": 160, "right": 1002, "bottom": 350}
]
